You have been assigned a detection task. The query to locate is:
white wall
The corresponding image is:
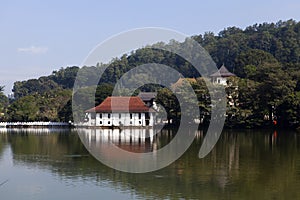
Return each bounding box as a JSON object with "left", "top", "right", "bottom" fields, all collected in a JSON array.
[
  {"left": 212, "top": 77, "right": 228, "bottom": 85},
  {"left": 86, "top": 112, "right": 155, "bottom": 127}
]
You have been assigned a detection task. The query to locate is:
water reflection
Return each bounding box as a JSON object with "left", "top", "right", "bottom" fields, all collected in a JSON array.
[
  {"left": 77, "top": 128, "right": 197, "bottom": 173},
  {"left": 79, "top": 128, "right": 156, "bottom": 153},
  {"left": 0, "top": 128, "right": 300, "bottom": 199},
  {"left": 0, "top": 127, "right": 71, "bottom": 134}
]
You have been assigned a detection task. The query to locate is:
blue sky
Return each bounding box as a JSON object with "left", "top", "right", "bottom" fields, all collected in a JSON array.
[{"left": 1, "top": 0, "right": 300, "bottom": 94}]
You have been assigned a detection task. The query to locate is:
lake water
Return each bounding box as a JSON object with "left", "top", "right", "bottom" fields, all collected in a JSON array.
[{"left": 0, "top": 128, "right": 300, "bottom": 199}]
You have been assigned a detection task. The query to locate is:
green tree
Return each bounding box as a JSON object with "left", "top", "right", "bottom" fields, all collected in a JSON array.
[
  {"left": 7, "top": 89, "right": 72, "bottom": 122},
  {"left": 0, "top": 86, "right": 8, "bottom": 121},
  {"left": 235, "top": 49, "right": 278, "bottom": 78},
  {"left": 255, "top": 62, "right": 296, "bottom": 124},
  {"left": 156, "top": 88, "right": 179, "bottom": 124}
]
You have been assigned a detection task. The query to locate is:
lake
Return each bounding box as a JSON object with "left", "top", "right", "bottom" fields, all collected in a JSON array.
[{"left": 0, "top": 128, "right": 300, "bottom": 199}]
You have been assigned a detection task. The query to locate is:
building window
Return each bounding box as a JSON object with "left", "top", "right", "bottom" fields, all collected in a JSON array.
[
  {"left": 108, "top": 113, "right": 111, "bottom": 119},
  {"left": 100, "top": 113, "right": 102, "bottom": 119},
  {"left": 91, "top": 113, "right": 96, "bottom": 119},
  {"left": 108, "top": 121, "right": 110, "bottom": 125},
  {"left": 139, "top": 121, "right": 141, "bottom": 125},
  {"left": 130, "top": 121, "right": 132, "bottom": 125},
  {"left": 119, "top": 113, "right": 121, "bottom": 119},
  {"left": 138, "top": 113, "right": 141, "bottom": 119},
  {"left": 100, "top": 121, "right": 102, "bottom": 125},
  {"left": 130, "top": 113, "right": 132, "bottom": 119}
]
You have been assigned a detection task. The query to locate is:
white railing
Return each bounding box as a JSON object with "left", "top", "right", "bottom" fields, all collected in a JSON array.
[{"left": 0, "top": 121, "right": 70, "bottom": 127}]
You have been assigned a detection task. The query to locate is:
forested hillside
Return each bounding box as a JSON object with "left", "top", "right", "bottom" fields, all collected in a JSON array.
[
  {"left": 12, "top": 66, "right": 79, "bottom": 99},
  {"left": 3, "top": 19, "right": 300, "bottom": 127}
]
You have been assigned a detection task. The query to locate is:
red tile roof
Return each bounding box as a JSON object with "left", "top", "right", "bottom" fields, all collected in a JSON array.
[{"left": 86, "top": 96, "right": 155, "bottom": 113}]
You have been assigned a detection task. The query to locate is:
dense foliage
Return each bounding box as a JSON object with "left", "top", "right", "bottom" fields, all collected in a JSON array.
[
  {"left": 0, "top": 86, "right": 8, "bottom": 121},
  {"left": 12, "top": 66, "right": 79, "bottom": 99},
  {"left": 4, "top": 19, "right": 300, "bottom": 128},
  {"left": 7, "top": 89, "right": 72, "bottom": 122}
]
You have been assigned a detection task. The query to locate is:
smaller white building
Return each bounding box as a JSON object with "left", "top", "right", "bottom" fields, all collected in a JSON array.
[
  {"left": 138, "top": 92, "right": 157, "bottom": 107},
  {"left": 210, "top": 65, "right": 235, "bottom": 85},
  {"left": 85, "top": 96, "right": 156, "bottom": 127}
]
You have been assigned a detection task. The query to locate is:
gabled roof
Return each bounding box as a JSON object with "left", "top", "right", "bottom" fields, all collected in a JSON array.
[
  {"left": 138, "top": 92, "right": 157, "bottom": 101},
  {"left": 210, "top": 65, "right": 235, "bottom": 77},
  {"left": 86, "top": 96, "right": 155, "bottom": 113}
]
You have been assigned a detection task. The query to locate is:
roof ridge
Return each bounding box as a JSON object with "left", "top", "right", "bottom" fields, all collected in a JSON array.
[
  {"left": 210, "top": 64, "right": 235, "bottom": 77},
  {"left": 86, "top": 96, "right": 154, "bottom": 113}
]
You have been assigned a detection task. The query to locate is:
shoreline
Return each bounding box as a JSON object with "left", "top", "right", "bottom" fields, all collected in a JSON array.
[
  {"left": 0, "top": 121, "right": 72, "bottom": 128},
  {"left": 0, "top": 121, "right": 299, "bottom": 131}
]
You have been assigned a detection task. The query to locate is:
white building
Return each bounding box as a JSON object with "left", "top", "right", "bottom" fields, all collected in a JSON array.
[
  {"left": 85, "top": 96, "right": 156, "bottom": 127},
  {"left": 210, "top": 65, "right": 235, "bottom": 85}
]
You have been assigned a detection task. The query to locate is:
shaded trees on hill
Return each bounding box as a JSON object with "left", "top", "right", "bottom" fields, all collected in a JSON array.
[
  {"left": 7, "top": 19, "right": 300, "bottom": 127},
  {"left": 7, "top": 89, "right": 72, "bottom": 122},
  {"left": 12, "top": 66, "right": 79, "bottom": 99},
  {"left": 50, "top": 66, "right": 79, "bottom": 89},
  {"left": 13, "top": 19, "right": 300, "bottom": 96},
  {"left": 193, "top": 19, "right": 300, "bottom": 76}
]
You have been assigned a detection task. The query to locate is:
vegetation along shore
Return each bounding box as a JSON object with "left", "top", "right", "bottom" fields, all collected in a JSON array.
[{"left": 1, "top": 19, "right": 300, "bottom": 129}]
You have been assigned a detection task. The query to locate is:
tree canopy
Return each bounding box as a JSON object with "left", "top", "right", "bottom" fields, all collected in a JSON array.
[{"left": 4, "top": 19, "right": 300, "bottom": 128}]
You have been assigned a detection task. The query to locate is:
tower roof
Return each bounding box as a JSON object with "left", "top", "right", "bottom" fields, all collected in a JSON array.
[
  {"left": 138, "top": 92, "right": 157, "bottom": 101},
  {"left": 210, "top": 65, "right": 235, "bottom": 77}
]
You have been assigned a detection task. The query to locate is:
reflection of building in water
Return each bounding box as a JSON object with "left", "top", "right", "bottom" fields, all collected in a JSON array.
[
  {"left": 79, "top": 128, "right": 158, "bottom": 153},
  {"left": 80, "top": 128, "right": 205, "bottom": 154},
  {"left": 84, "top": 97, "right": 156, "bottom": 127}
]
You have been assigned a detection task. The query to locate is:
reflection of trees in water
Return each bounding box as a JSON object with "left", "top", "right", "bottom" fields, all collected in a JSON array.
[
  {"left": 208, "top": 132, "right": 240, "bottom": 189},
  {"left": 6, "top": 129, "right": 89, "bottom": 174},
  {"left": 0, "top": 132, "right": 8, "bottom": 159},
  {"left": 3, "top": 128, "right": 300, "bottom": 199}
]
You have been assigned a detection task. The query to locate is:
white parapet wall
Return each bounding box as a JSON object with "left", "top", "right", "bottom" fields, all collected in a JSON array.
[{"left": 0, "top": 121, "right": 71, "bottom": 127}]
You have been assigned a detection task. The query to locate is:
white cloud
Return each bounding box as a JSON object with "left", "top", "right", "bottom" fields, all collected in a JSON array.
[{"left": 17, "top": 46, "right": 48, "bottom": 54}]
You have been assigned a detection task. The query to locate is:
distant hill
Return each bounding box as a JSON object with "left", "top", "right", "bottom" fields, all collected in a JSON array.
[
  {"left": 5, "top": 19, "right": 300, "bottom": 127},
  {"left": 12, "top": 66, "right": 79, "bottom": 99},
  {"left": 12, "top": 19, "right": 300, "bottom": 98}
]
